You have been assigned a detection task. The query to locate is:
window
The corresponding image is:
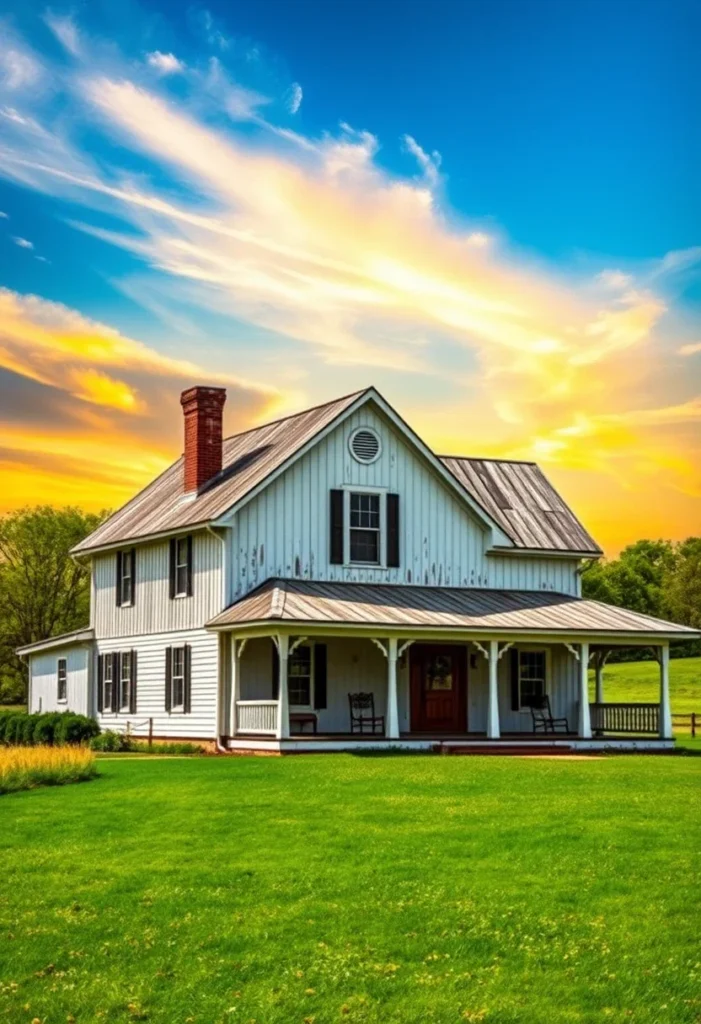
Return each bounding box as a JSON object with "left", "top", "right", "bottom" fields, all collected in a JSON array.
[
  {"left": 289, "top": 645, "right": 312, "bottom": 707},
  {"left": 116, "top": 549, "right": 135, "bottom": 606},
  {"left": 57, "top": 658, "right": 67, "bottom": 702},
  {"left": 518, "top": 651, "right": 547, "bottom": 708},
  {"left": 172, "top": 646, "right": 186, "bottom": 711},
  {"left": 349, "top": 492, "right": 381, "bottom": 564},
  {"left": 103, "top": 654, "right": 114, "bottom": 712},
  {"left": 170, "top": 536, "right": 193, "bottom": 598},
  {"left": 120, "top": 652, "right": 133, "bottom": 712}
]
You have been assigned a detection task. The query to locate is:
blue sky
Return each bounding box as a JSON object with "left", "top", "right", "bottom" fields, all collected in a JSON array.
[{"left": 0, "top": 0, "right": 699, "bottom": 551}]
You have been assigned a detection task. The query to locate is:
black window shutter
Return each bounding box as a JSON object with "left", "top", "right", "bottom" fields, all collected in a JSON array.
[
  {"left": 271, "top": 641, "right": 279, "bottom": 700},
  {"left": 510, "top": 648, "right": 520, "bottom": 711},
  {"left": 130, "top": 549, "right": 136, "bottom": 606},
  {"left": 183, "top": 645, "right": 192, "bottom": 714},
  {"left": 329, "top": 489, "right": 344, "bottom": 564},
  {"left": 186, "top": 535, "right": 193, "bottom": 597},
  {"left": 130, "top": 650, "right": 138, "bottom": 714},
  {"left": 313, "top": 643, "right": 327, "bottom": 710},
  {"left": 115, "top": 551, "right": 123, "bottom": 606},
  {"left": 165, "top": 647, "right": 173, "bottom": 712},
  {"left": 169, "top": 538, "right": 176, "bottom": 599},
  {"left": 387, "top": 493, "right": 400, "bottom": 568},
  {"left": 112, "top": 651, "right": 120, "bottom": 712},
  {"left": 97, "top": 654, "right": 104, "bottom": 713}
]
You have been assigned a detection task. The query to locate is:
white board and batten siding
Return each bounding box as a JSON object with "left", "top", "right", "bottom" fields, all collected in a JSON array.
[
  {"left": 92, "top": 530, "right": 223, "bottom": 639},
  {"left": 96, "top": 628, "right": 219, "bottom": 739},
  {"left": 230, "top": 405, "right": 581, "bottom": 602},
  {"left": 28, "top": 645, "right": 90, "bottom": 716}
]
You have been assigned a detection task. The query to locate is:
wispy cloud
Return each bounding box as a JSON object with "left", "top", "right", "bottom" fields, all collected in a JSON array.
[
  {"left": 43, "top": 10, "right": 81, "bottom": 57},
  {"left": 0, "top": 211, "right": 8, "bottom": 219},
  {"left": 0, "top": 14, "right": 698, "bottom": 545},
  {"left": 146, "top": 51, "right": 185, "bottom": 75},
  {"left": 12, "top": 236, "right": 34, "bottom": 249},
  {"left": 287, "top": 81, "right": 303, "bottom": 114}
]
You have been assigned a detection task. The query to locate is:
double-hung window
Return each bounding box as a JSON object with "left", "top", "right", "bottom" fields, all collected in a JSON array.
[
  {"left": 349, "top": 492, "right": 381, "bottom": 564},
  {"left": 116, "top": 549, "right": 136, "bottom": 607},
  {"left": 172, "top": 646, "right": 186, "bottom": 711},
  {"left": 518, "top": 651, "right": 547, "bottom": 709},
  {"left": 120, "top": 651, "right": 133, "bottom": 712},
  {"left": 103, "top": 654, "right": 114, "bottom": 711},
  {"left": 288, "top": 645, "right": 312, "bottom": 707},
  {"left": 169, "top": 536, "right": 193, "bottom": 598},
  {"left": 57, "top": 658, "right": 67, "bottom": 702}
]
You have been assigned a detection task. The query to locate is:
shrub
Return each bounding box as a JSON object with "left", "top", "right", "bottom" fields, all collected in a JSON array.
[
  {"left": 0, "top": 746, "right": 97, "bottom": 794},
  {"left": 0, "top": 711, "right": 99, "bottom": 747},
  {"left": 90, "top": 730, "right": 130, "bottom": 752},
  {"left": 89, "top": 733, "right": 202, "bottom": 755}
]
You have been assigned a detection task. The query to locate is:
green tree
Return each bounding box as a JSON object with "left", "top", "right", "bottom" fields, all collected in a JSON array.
[
  {"left": 0, "top": 506, "right": 109, "bottom": 703},
  {"left": 663, "top": 538, "right": 701, "bottom": 632}
]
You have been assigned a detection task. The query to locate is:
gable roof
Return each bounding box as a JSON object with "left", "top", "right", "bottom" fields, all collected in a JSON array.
[
  {"left": 441, "top": 457, "right": 601, "bottom": 556},
  {"left": 72, "top": 386, "right": 599, "bottom": 557},
  {"left": 73, "top": 389, "right": 366, "bottom": 554},
  {"left": 206, "top": 578, "right": 698, "bottom": 640}
]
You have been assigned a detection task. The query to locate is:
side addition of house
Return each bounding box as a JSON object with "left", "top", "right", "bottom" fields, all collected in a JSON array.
[{"left": 19, "top": 385, "right": 700, "bottom": 752}]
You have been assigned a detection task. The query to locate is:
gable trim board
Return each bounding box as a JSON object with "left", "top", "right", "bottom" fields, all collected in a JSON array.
[{"left": 71, "top": 387, "right": 599, "bottom": 559}]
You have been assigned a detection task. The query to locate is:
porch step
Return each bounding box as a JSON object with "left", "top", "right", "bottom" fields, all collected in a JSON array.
[{"left": 440, "top": 742, "right": 576, "bottom": 756}]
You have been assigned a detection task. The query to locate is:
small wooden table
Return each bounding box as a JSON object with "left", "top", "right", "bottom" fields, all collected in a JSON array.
[{"left": 289, "top": 712, "right": 318, "bottom": 734}]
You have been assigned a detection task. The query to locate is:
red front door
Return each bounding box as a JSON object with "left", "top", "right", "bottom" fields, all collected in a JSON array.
[{"left": 410, "top": 644, "right": 467, "bottom": 733}]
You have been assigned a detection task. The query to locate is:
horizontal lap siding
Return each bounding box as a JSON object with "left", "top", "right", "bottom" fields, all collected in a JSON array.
[
  {"left": 93, "top": 531, "right": 223, "bottom": 639},
  {"left": 96, "top": 629, "right": 218, "bottom": 739},
  {"left": 231, "top": 407, "right": 581, "bottom": 601},
  {"left": 29, "top": 645, "right": 90, "bottom": 716}
]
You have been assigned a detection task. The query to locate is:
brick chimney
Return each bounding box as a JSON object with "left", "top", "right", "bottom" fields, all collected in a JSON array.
[{"left": 180, "top": 386, "right": 227, "bottom": 493}]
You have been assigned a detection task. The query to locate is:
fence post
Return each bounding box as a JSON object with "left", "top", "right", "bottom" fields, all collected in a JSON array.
[
  {"left": 692, "top": 712, "right": 697, "bottom": 739},
  {"left": 148, "top": 717, "right": 153, "bottom": 749}
]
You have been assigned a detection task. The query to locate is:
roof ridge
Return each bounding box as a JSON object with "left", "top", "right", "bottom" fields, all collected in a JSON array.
[
  {"left": 222, "top": 387, "right": 371, "bottom": 444},
  {"left": 438, "top": 454, "right": 538, "bottom": 466}
]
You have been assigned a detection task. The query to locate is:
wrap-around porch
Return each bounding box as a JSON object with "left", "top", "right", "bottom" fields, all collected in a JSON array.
[
  {"left": 219, "top": 632, "right": 674, "bottom": 751},
  {"left": 206, "top": 579, "right": 694, "bottom": 753}
]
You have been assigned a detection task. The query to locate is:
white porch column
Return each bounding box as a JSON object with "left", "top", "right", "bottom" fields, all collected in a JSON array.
[
  {"left": 275, "top": 634, "right": 290, "bottom": 740},
  {"left": 578, "top": 641, "right": 592, "bottom": 739},
  {"left": 659, "top": 644, "right": 672, "bottom": 739},
  {"left": 487, "top": 639, "right": 500, "bottom": 739},
  {"left": 387, "top": 637, "right": 399, "bottom": 739},
  {"left": 594, "top": 652, "right": 604, "bottom": 704},
  {"left": 229, "top": 638, "right": 240, "bottom": 737}
]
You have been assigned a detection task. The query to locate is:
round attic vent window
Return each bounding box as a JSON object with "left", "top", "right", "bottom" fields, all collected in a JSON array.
[{"left": 349, "top": 427, "right": 381, "bottom": 464}]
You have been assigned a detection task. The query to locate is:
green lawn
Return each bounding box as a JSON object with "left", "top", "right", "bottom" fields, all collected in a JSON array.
[
  {"left": 589, "top": 656, "right": 701, "bottom": 717},
  {"left": 2, "top": 756, "right": 701, "bottom": 1024}
]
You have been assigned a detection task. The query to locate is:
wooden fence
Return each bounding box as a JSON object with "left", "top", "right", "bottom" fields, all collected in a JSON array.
[{"left": 672, "top": 713, "right": 698, "bottom": 737}]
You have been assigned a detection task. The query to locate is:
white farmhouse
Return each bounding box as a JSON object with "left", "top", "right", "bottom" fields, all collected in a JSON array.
[{"left": 18, "top": 386, "right": 699, "bottom": 752}]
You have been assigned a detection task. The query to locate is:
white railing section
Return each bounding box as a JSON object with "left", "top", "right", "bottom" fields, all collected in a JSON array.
[{"left": 236, "top": 700, "right": 278, "bottom": 734}]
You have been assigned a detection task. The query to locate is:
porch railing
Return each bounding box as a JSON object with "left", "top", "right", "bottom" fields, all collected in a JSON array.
[
  {"left": 236, "top": 700, "right": 278, "bottom": 734},
  {"left": 589, "top": 702, "right": 660, "bottom": 735}
]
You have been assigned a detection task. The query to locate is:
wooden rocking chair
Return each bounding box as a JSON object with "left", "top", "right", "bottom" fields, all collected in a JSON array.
[
  {"left": 530, "top": 695, "right": 571, "bottom": 734},
  {"left": 348, "top": 692, "right": 385, "bottom": 735}
]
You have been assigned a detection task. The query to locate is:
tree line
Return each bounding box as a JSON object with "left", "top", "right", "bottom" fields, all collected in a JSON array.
[{"left": 0, "top": 507, "right": 699, "bottom": 703}]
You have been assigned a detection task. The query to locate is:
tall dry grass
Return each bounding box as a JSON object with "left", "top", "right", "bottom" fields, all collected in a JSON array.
[{"left": 0, "top": 746, "right": 97, "bottom": 794}]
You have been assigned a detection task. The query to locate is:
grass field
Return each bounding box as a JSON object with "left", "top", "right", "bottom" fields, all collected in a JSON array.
[
  {"left": 1, "top": 755, "right": 700, "bottom": 1024},
  {"left": 589, "top": 656, "right": 701, "bottom": 716}
]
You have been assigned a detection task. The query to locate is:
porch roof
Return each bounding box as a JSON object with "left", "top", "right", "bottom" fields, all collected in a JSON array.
[{"left": 207, "top": 579, "right": 699, "bottom": 640}]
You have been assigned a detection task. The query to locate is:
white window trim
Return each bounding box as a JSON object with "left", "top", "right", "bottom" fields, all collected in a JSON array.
[
  {"left": 342, "top": 486, "right": 387, "bottom": 568},
  {"left": 171, "top": 646, "right": 186, "bottom": 713},
  {"left": 516, "top": 647, "right": 550, "bottom": 712},
  {"left": 288, "top": 642, "right": 315, "bottom": 711},
  {"left": 118, "top": 551, "right": 134, "bottom": 608},
  {"left": 119, "top": 652, "right": 132, "bottom": 712},
  {"left": 102, "top": 654, "right": 115, "bottom": 714},
  {"left": 173, "top": 537, "right": 191, "bottom": 599},
  {"left": 57, "top": 657, "right": 67, "bottom": 703}
]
